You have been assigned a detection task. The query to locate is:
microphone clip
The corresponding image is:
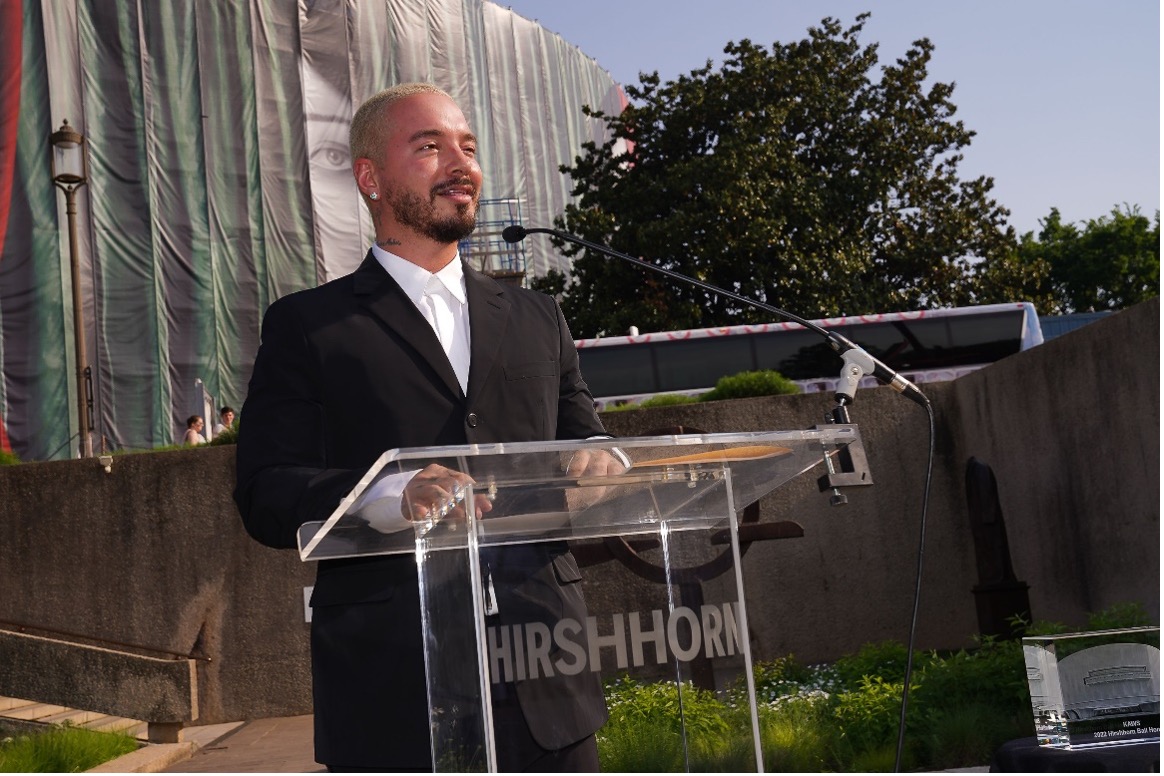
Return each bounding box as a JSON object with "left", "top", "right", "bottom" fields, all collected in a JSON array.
[{"left": 835, "top": 347, "right": 875, "bottom": 406}]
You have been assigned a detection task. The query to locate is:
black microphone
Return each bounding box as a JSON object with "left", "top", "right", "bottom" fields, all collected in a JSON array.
[
  {"left": 501, "top": 224, "right": 528, "bottom": 243},
  {"left": 503, "top": 224, "right": 929, "bottom": 408}
]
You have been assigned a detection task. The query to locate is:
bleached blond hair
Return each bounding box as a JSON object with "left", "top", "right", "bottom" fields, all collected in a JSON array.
[{"left": 349, "top": 83, "right": 454, "bottom": 162}]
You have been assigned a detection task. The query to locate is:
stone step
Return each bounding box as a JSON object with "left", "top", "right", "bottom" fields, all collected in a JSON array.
[
  {"left": 83, "top": 715, "right": 148, "bottom": 738},
  {"left": 0, "top": 700, "right": 69, "bottom": 721},
  {"left": 40, "top": 707, "right": 106, "bottom": 726},
  {"left": 0, "top": 696, "right": 30, "bottom": 712},
  {"left": 0, "top": 696, "right": 146, "bottom": 740}
]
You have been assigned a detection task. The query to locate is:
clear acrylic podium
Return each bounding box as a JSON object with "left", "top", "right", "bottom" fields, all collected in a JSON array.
[{"left": 298, "top": 427, "right": 863, "bottom": 772}]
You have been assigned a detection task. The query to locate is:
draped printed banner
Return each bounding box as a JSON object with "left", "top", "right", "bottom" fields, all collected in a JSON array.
[{"left": 0, "top": 0, "right": 624, "bottom": 460}]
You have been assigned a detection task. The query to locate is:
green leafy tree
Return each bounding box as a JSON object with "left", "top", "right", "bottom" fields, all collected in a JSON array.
[
  {"left": 538, "top": 14, "right": 1028, "bottom": 337},
  {"left": 1014, "top": 205, "right": 1160, "bottom": 314}
]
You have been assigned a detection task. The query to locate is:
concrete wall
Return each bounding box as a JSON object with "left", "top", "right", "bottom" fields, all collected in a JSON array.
[
  {"left": 0, "top": 298, "right": 1157, "bottom": 724},
  {"left": 0, "top": 630, "right": 197, "bottom": 742},
  {"left": 599, "top": 297, "right": 1159, "bottom": 662},
  {"left": 945, "top": 298, "right": 1159, "bottom": 626},
  {"left": 0, "top": 446, "right": 316, "bottom": 724}
]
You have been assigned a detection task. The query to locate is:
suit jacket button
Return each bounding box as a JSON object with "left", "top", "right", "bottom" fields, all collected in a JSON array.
[{"left": 466, "top": 412, "right": 479, "bottom": 428}]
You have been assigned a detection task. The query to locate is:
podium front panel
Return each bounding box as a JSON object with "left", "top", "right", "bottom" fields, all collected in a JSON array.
[{"left": 416, "top": 468, "right": 759, "bottom": 771}]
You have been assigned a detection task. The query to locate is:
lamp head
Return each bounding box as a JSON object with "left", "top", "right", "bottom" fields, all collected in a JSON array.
[{"left": 50, "top": 119, "right": 88, "bottom": 187}]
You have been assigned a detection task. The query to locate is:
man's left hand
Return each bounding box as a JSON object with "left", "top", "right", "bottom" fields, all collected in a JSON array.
[{"left": 564, "top": 448, "right": 629, "bottom": 510}]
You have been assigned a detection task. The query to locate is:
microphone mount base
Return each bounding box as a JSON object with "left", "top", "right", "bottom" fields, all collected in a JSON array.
[{"left": 815, "top": 422, "right": 873, "bottom": 503}]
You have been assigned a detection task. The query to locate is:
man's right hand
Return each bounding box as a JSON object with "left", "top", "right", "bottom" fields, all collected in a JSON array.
[{"left": 402, "top": 463, "right": 494, "bottom": 523}]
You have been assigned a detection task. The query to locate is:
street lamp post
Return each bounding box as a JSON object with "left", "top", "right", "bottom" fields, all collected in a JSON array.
[{"left": 50, "top": 119, "right": 93, "bottom": 458}]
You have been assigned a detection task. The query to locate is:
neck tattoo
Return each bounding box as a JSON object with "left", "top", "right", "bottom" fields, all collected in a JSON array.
[{"left": 376, "top": 237, "right": 402, "bottom": 249}]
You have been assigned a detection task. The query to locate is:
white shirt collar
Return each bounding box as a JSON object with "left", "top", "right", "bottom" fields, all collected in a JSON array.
[{"left": 370, "top": 244, "right": 467, "bottom": 306}]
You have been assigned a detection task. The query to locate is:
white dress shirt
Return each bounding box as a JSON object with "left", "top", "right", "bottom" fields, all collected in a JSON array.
[
  {"left": 348, "top": 247, "right": 472, "bottom": 533},
  {"left": 372, "top": 244, "right": 471, "bottom": 393}
]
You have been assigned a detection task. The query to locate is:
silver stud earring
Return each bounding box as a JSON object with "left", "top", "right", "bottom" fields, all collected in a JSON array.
[{"left": 369, "top": 192, "right": 379, "bottom": 200}]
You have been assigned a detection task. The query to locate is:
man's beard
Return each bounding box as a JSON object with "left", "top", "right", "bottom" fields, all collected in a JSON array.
[{"left": 385, "top": 180, "right": 478, "bottom": 244}]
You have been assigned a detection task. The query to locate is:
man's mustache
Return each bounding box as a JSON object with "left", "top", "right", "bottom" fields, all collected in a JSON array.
[{"left": 431, "top": 178, "right": 478, "bottom": 198}]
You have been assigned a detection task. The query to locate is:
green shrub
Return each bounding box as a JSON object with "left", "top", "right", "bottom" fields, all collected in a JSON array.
[
  {"left": 744, "top": 654, "right": 828, "bottom": 704},
  {"left": 833, "top": 640, "right": 910, "bottom": 687},
  {"left": 699, "top": 370, "right": 799, "bottom": 402},
  {"left": 0, "top": 725, "right": 138, "bottom": 772},
  {"left": 599, "top": 369, "right": 798, "bottom": 411},
  {"left": 604, "top": 393, "right": 700, "bottom": 412},
  {"left": 209, "top": 422, "right": 239, "bottom": 445},
  {"left": 920, "top": 702, "right": 1022, "bottom": 770},
  {"left": 603, "top": 676, "right": 730, "bottom": 739},
  {"left": 849, "top": 742, "right": 909, "bottom": 773},
  {"left": 0, "top": 450, "right": 19, "bottom": 466},
  {"left": 758, "top": 691, "right": 832, "bottom": 772},
  {"left": 689, "top": 716, "right": 762, "bottom": 772},
  {"left": 832, "top": 675, "right": 909, "bottom": 756},
  {"left": 638, "top": 393, "right": 700, "bottom": 409},
  {"left": 597, "top": 713, "right": 685, "bottom": 772},
  {"left": 912, "top": 636, "right": 1029, "bottom": 724},
  {"left": 596, "top": 605, "right": 1149, "bottom": 772},
  {"left": 1086, "top": 601, "right": 1153, "bottom": 630},
  {"left": 1010, "top": 601, "right": 1154, "bottom": 638},
  {"left": 600, "top": 676, "right": 738, "bottom": 770}
]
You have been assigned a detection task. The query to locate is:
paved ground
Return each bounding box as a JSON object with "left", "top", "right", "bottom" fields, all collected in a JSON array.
[
  {"left": 0, "top": 696, "right": 322, "bottom": 773},
  {"left": 0, "top": 695, "right": 992, "bottom": 773},
  {"left": 138, "top": 717, "right": 990, "bottom": 773},
  {"left": 159, "top": 715, "right": 322, "bottom": 773},
  {"left": 143, "top": 719, "right": 988, "bottom": 773}
]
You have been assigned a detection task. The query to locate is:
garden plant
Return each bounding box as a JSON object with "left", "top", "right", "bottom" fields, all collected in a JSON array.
[
  {"left": 595, "top": 603, "right": 1152, "bottom": 772},
  {"left": 0, "top": 725, "right": 137, "bottom": 773}
]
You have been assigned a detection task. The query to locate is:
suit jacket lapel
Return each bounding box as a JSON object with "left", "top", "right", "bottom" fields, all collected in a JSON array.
[
  {"left": 464, "top": 265, "right": 510, "bottom": 400},
  {"left": 352, "top": 251, "right": 463, "bottom": 399}
]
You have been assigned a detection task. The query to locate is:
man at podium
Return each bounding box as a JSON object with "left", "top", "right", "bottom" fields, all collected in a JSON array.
[{"left": 234, "top": 83, "right": 622, "bottom": 771}]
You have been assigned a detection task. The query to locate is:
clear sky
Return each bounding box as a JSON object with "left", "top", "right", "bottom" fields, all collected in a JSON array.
[{"left": 499, "top": 0, "right": 1160, "bottom": 238}]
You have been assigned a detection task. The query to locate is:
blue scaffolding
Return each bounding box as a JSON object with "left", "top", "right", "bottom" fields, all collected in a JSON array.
[{"left": 460, "top": 198, "right": 527, "bottom": 284}]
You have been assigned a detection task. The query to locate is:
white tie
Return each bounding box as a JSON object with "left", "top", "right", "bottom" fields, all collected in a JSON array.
[{"left": 423, "top": 276, "right": 469, "bottom": 392}]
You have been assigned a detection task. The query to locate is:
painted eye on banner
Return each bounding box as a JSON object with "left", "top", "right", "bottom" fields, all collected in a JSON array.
[{"left": 311, "top": 142, "right": 350, "bottom": 174}]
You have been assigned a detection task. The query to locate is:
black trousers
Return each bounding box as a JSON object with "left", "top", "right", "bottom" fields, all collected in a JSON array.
[
  {"left": 491, "top": 681, "right": 600, "bottom": 772},
  {"left": 325, "top": 734, "right": 598, "bottom": 772},
  {"left": 325, "top": 686, "right": 600, "bottom": 773}
]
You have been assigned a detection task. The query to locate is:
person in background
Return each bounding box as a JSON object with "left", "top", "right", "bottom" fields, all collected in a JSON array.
[
  {"left": 183, "top": 415, "right": 205, "bottom": 446},
  {"left": 212, "top": 406, "right": 235, "bottom": 436}
]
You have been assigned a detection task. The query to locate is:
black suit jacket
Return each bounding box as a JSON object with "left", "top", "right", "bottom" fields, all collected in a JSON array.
[{"left": 235, "top": 253, "right": 608, "bottom": 767}]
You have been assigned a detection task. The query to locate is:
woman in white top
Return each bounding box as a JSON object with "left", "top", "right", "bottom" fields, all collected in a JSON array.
[{"left": 183, "top": 415, "right": 206, "bottom": 445}]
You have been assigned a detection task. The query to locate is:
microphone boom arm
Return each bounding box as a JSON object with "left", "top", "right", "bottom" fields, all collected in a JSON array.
[{"left": 503, "top": 224, "right": 929, "bottom": 409}]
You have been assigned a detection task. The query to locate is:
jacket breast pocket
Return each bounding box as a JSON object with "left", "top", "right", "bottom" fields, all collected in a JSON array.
[{"left": 505, "top": 360, "right": 556, "bottom": 381}]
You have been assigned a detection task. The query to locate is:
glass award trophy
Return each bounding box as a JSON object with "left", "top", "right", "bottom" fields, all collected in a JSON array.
[{"left": 1024, "top": 626, "right": 1159, "bottom": 749}]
